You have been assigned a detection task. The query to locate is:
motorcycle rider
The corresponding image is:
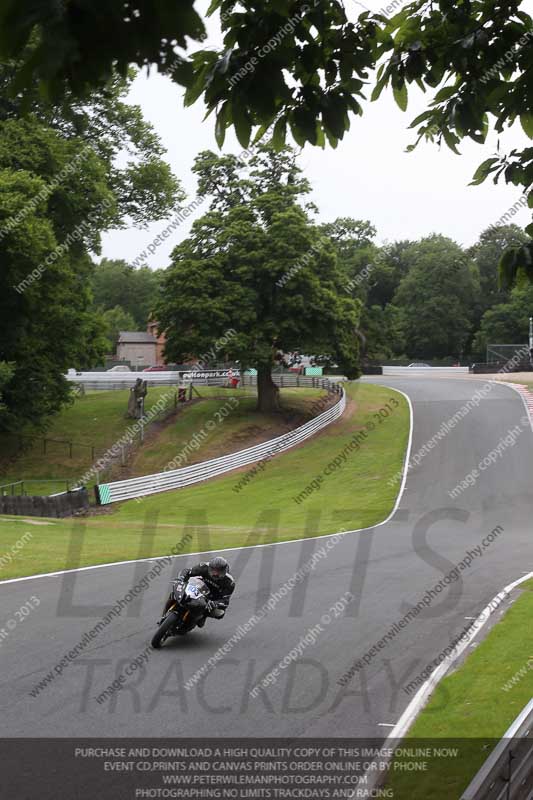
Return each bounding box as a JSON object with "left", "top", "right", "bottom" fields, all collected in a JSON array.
[{"left": 160, "top": 556, "right": 235, "bottom": 628}]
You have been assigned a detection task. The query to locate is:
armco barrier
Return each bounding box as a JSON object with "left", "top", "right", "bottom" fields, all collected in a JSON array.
[
  {"left": 461, "top": 699, "right": 533, "bottom": 799},
  {"left": 95, "top": 385, "right": 345, "bottom": 504},
  {"left": 66, "top": 371, "right": 345, "bottom": 391},
  {"left": 242, "top": 374, "right": 345, "bottom": 388},
  {"left": 382, "top": 366, "right": 470, "bottom": 376}
]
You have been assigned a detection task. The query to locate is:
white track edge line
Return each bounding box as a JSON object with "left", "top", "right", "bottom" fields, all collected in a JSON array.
[
  {"left": 0, "top": 386, "right": 414, "bottom": 586},
  {"left": 382, "top": 569, "right": 533, "bottom": 745}
]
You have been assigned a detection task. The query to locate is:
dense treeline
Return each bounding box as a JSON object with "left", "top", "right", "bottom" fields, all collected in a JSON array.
[
  {"left": 2, "top": 125, "right": 530, "bottom": 428},
  {"left": 94, "top": 213, "right": 531, "bottom": 367}
]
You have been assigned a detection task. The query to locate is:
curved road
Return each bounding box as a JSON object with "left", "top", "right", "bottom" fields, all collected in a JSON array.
[{"left": 1, "top": 377, "right": 532, "bottom": 738}]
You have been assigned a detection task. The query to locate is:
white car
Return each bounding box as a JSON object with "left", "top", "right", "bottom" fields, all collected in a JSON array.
[
  {"left": 408, "top": 362, "right": 431, "bottom": 368},
  {"left": 107, "top": 365, "right": 132, "bottom": 372}
]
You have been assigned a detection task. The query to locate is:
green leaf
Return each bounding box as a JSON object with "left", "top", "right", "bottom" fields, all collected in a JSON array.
[
  {"left": 409, "top": 109, "right": 433, "bottom": 128},
  {"left": 215, "top": 103, "right": 228, "bottom": 148},
  {"left": 469, "top": 157, "right": 499, "bottom": 186},
  {"left": 232, "top": 100, "right": 251, "bottom": 148},
  {"left": 271, "top": 117, "right": 287, "bottom": 150},
  {"left": 289, "top": 118, "right": 307, "bottom": 147},
  {"left": 371, "top": 74, "right": 389, "bottom": 102},
  {"left": 442, "top": 128, "right": 461, "bottom": 155},
  {"left": 252, "top": 122, "right": 271, "bottom": 145},
  {"left": 184, "top": 67, "right": 209, "bottom": 107},
  {"left": 433, "top": 85, "right": 457, "bottom": 103},
  {"left": 393, "top": 82, "right": 408, "bottom": 112}
]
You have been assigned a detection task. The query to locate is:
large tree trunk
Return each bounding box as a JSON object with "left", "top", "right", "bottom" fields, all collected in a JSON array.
[{"left": 256, "top": 364, "right": 280, "bottom": 413}]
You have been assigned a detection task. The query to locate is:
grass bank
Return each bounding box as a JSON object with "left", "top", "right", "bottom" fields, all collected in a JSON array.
[
  {"left": 0, "top": 382, "right": 409, "bottom": 579},
  {"left": 0, "top": 386, "right": 326, "bottom": 494}
]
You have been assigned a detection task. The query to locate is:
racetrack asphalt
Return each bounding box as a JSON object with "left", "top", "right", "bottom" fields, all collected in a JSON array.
[{"left": 0, "top": 376, "right": 531, "bottom": 738}]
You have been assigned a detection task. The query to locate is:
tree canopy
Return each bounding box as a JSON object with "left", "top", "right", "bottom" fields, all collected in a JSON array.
[
  {"left": 469, "top": 223, "right": 529, "bottom": 315},
  {"left": 2, "top": 1, "right": 533, "bottom": 271},
  {"left": 157, "top": 145, "right": 362, "bottom": 411},
  {"left": 101, "top": 306, "right": 138, "bottom": 354},
  {"left": 393, "top": 235, "right": 480, "bottom": 360},
  {"left": 0, "top": 68, "right": 184, "bottom": 431},
  {"left": 472, "top": 283, "right": 533, "bottom": 359},
  {"left": 91, "top": 259, "right": 164, "bottom": 329}
]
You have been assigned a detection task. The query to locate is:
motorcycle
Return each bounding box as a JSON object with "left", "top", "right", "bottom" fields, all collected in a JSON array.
[{"left": 151, "top": 576, "right": 212, "bottom": 648}]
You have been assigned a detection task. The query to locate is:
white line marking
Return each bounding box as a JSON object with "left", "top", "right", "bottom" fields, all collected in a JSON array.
[
  {"left": 0, "top": 385, "right": 415, "bottom": 586},
  {"left": 388, "top": 570, "right": 533, "bottom": 741},
  {"left": 364, "top": 569, "right": 533, "bottom": 789}
]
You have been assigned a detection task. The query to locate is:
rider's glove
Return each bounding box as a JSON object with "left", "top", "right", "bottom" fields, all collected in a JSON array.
[{"left": 206, "top": 600, "right": 216, "bottom": 614}]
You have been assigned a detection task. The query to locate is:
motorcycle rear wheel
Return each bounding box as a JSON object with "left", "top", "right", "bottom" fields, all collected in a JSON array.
[{"left": 151, "top": 612, "right": 179, "bottom": 649}]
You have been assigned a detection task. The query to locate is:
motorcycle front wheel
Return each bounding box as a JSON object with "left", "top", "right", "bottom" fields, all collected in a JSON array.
[{"left": 151, "top": 611, "right": 179, "bottom": 649}]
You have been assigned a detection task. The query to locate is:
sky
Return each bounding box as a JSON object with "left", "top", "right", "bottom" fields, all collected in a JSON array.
[{"left": 100, "top": 1, "right": 532, "bottom": 271}]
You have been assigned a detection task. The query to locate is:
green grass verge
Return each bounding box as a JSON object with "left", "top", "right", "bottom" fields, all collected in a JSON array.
[
  {"left": 386, "top": 579, "right": 533, "bottom": 799},
  {"left": 0, "top": 386, "right": 178, "bottom": 488},
  {"left": 0, "top": 382, "right": 409, "bottom": 579},
  {"left": 0, "top": 385, "right": 324, "bottom": 494},
  {"left": 130, "top": 387, "right": 327, "bottom": 476}
]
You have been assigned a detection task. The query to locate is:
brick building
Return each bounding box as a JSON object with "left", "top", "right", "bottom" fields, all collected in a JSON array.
[
  {"left": 116, "top": 331, "right": 157, "bottom": 368},
  {"left": 147, "top": 320, "right": 167, "bottom": 366}
]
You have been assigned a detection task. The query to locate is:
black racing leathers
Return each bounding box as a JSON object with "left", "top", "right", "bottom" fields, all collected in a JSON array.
[{"left": 162, "top": 562, "right": 235, "bottom": 619}]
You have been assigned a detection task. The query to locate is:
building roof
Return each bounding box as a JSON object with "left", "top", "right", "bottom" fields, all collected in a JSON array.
[{"left": 118, "top": 331, "right": 157, "bottom": 344}]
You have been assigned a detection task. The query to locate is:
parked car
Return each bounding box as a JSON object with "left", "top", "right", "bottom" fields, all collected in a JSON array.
[
  {"left": 107, "top": 365, "right": 132, "bottom": 372},
  {"left": 407, "top": 362, "right": 431, "bottom": 368}
]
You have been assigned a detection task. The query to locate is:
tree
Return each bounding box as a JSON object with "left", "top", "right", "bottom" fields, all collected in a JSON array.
[
  {"left": 359, "top": 304, "right": 406, "bottom": 362},
  {"left": 91, "top": 260, "right": 163, "bottom": 328},
  {"left": 101, "top": 306, "right": 137, "bottom": 354},
  {"left": 0, "top": 361, "right": 14, "bottom": 421},
  {"left": 0, "top": 3, "right": 205, "bottom": 98},
  {"left": 469, "top": 224, "right": 531, "bottom": 314},
  {"left": 2, "top": 3, "right": 532, "bottom": 158},
  {"left": 365, "top": 241, "right": 414, "bottom": 309},
  {"left": 471, "top": 283, "right": 533, "bottom": 360},
  {"left": 319, "top": 218, "right": 378, "bottom": 296},
  {"left": 0, "top": 166, "right": 108, "bottom": 431},
  {"left": 157, "top": 146, "right": 361, "bottom": 412},
  {"left": 0, "top": 81, "right": 183, "bottom": 430},
  {"left": 4, "top": 1, "right": 533, "bottom": 266},
  {"left": 0, "top": 67, "right": 185, "bottom": 228},
  {"left": 471, "top": 225, "right": 526, "bottom": 302},
  {"left": 320, "top": 218, "right": 376, "bottom": 253},
  {"left": 393, "top": 235, "right": 480, "bottom": 360}
]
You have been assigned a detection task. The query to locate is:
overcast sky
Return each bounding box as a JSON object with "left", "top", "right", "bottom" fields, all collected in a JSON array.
[{"left": 101, "top": 1, "right": 532, "bottom": 270}]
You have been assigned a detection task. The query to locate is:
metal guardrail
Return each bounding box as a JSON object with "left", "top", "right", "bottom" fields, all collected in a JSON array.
[
  {"left": 66, "top": 370, "right": 238, "bottom": 391},
  {"left": 461, "top": 699, "right": 533, "bottom": 799},
  {"left": 67, "top": 371, "right": 345, "bottom": 391},
  {"left": 382, "top": 366, "right": 470, "bottom": 375},
  {"left": 95, "top": 383, "right": 345, "bottom": 504},
  {"left": 241, "top": 374, "right": 345, "bottom": 388},
  {"left": 69, "top": 378, "right": 181, "bottom": 391}
]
